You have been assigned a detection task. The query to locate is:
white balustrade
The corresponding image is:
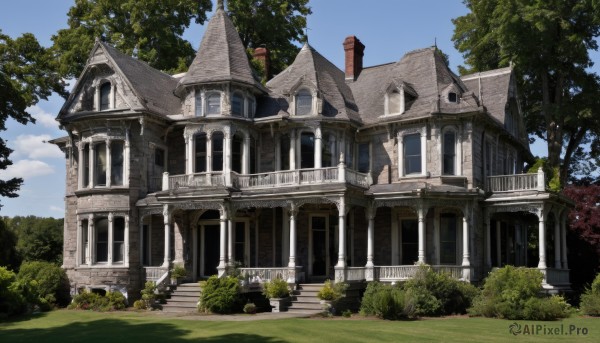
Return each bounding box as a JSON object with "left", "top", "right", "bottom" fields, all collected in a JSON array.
[
  {"left": 486, "top": 173, "right": 540, "bottom": 192},
  {"left": 143, "top": 266, "right": 168, "bottom": 282},
  {"left": 346, "top": 267, "right": 366, "bottom": 281},
  {"left": 238, "top": 267, "right": 303, "bottom": 283},
  {"left": 543, "top": 268, "right": 570, "bottom": 285}
]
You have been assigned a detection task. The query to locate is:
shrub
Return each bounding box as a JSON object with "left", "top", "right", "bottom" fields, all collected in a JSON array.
[
  {"left": 243, "top": 302, "right": 257, "bottom": 314},
  {"left": 140, "top": 281, "right": 156, "bottom": 308},
  {"left": 69, "top": 290, "right": 126, "bottom": 311},
  {"left": 170, "top": 264, "right": 187, "bottom": 279},
  {"left": 133, "top": 299, "right": 147, "bottom": 310},
  {"left": 468, "top": 266, "right": 569, "bottom": 320},
  {"left": 342, "top": 309, "right": 352, "bottom": 318},
  {"left": 262, "top": 278, "right": 290, "bottom": 299},
  {"left": 580, "top": 273, "right": 600, "bottom": 316},
  {"left": 0, "top": 267, "right": 26, "bottom": 316},
  {"left": 360, "top": 282, "right": 414, "bottom": 320},
  {"left": 199, "top": 275, "right": 242, "bottom": 314},
  {"left": 16, "top": 261, "right": 70, "bottom": 309},
  {"left": 317, "top": 279, "right": 348, "bottom": 302}
]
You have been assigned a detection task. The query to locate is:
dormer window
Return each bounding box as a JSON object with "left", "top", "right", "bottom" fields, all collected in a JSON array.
[
  {"left": 207, "top": 93, "right": 221, "bottom": 115},
  {"left": 295, "top": 89, "right": 312, "bottom": 115},
  {"left": 100, "top": 82, "right": 111, "bottom": 110},
  {"left": 448, "top": 92, "right": 458, "bottom": 103},
  {"left": 389, "top": 90, "right": 402, "bottom": 114},
  {"left": 385, "top": 84, "right": 416, "bottom": 115},
  {"left": 232, "top": 92, "right": 244, "bottom": 116}
]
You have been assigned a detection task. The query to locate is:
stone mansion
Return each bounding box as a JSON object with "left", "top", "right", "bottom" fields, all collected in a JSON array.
[{"left": 53, "top": 5, "right": 572, "bottom": 298}]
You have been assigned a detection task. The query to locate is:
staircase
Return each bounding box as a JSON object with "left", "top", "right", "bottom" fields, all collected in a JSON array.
[
  {"left": 161, "top": 283, "right": 200, "bottom": 313},
  {"left": 286, "top": 283, "right": 325, "bottom": 314}
]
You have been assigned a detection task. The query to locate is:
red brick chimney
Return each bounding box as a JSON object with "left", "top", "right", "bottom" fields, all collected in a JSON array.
[
  {"left": 253, "top": 47, "right": 271, "bottom": 81},
  {"left": 343, "top": 36, "right": 365, "bottom": 81}
]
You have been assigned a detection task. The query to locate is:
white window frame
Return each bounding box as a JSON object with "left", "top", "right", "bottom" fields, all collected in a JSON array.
[
  {"left": 398, "top": 128, "right": 427, "bottom": 178},
  {"left": 441, "top": 126, "right": 460, "bottom": 176},
  {"left": 206, "top": 92, "right": 222, "bottom": 115},
  {"left": 294, "top": 88, "right": 313, "bottom": 116},
  {"left": 78, "top": 135, "right": 129, "bottom": 189},
  {"left": 77, "top": 213, "right": 129, "bottom": 268}
]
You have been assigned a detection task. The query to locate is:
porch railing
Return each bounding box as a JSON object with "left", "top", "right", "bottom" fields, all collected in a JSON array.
[
  {"left": 168, "top": 172, "right": 224, "bottom": 189},
  {"left": 431, "top": 265, "right": 464, "bottom": 279},
  {"left": 373, "top": 265, "right": 464, "bottom": 282},
  {"left": 238, "top": 267, "right": 304, "bottom": 283},
  {"left": 345, "top": 169, "right": 371, "bottom": 188},
  {"left": 486, "top": 170, "right": 545, "bottom": 192},
  {"left": 143, "top": 266, "right": 169, "bottom": 282},
  {"left": 231, "top": 167, "right": 371, "bottom": 190},
  {"left": 346, "top": 267, "right": 367, "bottom": 281}
]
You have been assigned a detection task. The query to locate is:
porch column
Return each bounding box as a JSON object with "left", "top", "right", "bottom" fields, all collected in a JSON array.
[
  {"left": 462, "top": 211, "right": 471, "bottom": 281},
  {"left": 288, "top": 204, "right": 298, "bottom": 268},
  {"left": 336, "top": 198, "right": 347, "bottom": 269},
  {"left": 217, "top": 206, "right": 228, "bottom": 276},
  {"left": 485, "top": 211, "right": 492, "bottom": 270},
  {"left": 206, "top": 132, "right": 212, "bottom": 173},
  {"left": 124, "top": 215, "right": 129, "bottom": 266},
  {"left": 227, "top": 217, "right": 234, "bottom": 266},
  {"left": 173, "top": 219, "right": 184, "bottom": 265},
  {"left": 162, "top": 206, "right": 171, "bottom": 268},
  {"left": 554, "top": 212, "right": 561, "bottom": 269},
  {"left": 289, "top": 130, "right": 296, "bottom": 170},
  {"left": 242, "top": 134, "right": 251, "bottom": 174},
  {"left": 561, "top": 212, "right": 568, "bottom": 269},
  {"left": 496, "top": 221, "right": 501, "bottom": 266},
  {"left": 314, "top": 126, "right": 322, "bottom": 169},
  {"left": 365, "top": 205, "right": 375, "bottom": 281},
  {"left": 537, "top": 209, "right": 547, "bottom": 269},
  {"left": 87, "top": 214, "right": 93, "bottom": 266},
  {"left": 418, "top": 205, "right": 425, "bottom": 263}
]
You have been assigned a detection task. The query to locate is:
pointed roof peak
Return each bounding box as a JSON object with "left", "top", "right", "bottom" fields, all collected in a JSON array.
[{"left": 216, "top": 0, "right": 224, "bottom": 11}]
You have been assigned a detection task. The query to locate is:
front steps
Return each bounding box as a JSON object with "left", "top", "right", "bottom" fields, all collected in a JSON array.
[
  {"left": 286, "top": 283, "right": 325, "bottom": 314},
  {"left": 161, "top": 283, "right": 200, "bottom": 313}
]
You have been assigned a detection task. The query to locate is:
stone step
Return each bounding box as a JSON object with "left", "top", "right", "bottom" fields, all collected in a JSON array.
[
  {"left": 287, "top": 302, "right": 324, "bottom": 310},
  {"left": 168, "top": 296, "right": 199, "bottom": 303}
]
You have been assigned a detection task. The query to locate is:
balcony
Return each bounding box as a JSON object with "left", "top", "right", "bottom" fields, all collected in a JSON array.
[
  {"left": 486, "top": 169, "right": 545, "bottom": 193},
  {"left": 152, "top": 166, "right": 372, "bottom": 193}
]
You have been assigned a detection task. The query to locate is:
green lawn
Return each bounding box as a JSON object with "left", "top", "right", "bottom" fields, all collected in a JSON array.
[{"left": 1, "top": 310, "right": 598, "bottom": 343}]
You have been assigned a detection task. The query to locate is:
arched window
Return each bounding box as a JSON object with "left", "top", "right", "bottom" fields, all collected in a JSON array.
[
  {"left": 195, "top": 91, "right": 203, "bottom": 116},
  {"left": 295, "top": 89, "right": 312, "bottom": 115},
  {"left": 388, "top": 90, "right": 401, "bottom": 114},
  {"left": 195, "top": 133, "right": 207, "bottom": 173},
  {"left": 300, "top": 132, "right": 315, "bottom": 168},
  {"left": 442, "top": 131, "right": 456, "bottom": 175},
  {"left": 212, "top": 132, "right": 224, "bottom": 171},
  {"left": 207, "top": 93, "right": 221, "bottom": 115},
  {"left": 100, "top": 82, "right": 111, "bottom": 110},
  {"left": 448, "top": 92, "right": 458, "bottom": 103},
  {"left": 231, "top": 92, "right": 244, "bottom": 116},
  {"left": 403, "top": 134, "right": 421, "bottom": 175}
]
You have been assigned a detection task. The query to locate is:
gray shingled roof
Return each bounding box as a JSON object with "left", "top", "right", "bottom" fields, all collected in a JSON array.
[
  {"left": 461, "top": 67, "right": 512, "bottom": 125},
  {"left": 177, "top": 8, "right": 263, "bottom": 91},
  {"left": 261, "top": 43, "right": 360, "bottom": 122}
]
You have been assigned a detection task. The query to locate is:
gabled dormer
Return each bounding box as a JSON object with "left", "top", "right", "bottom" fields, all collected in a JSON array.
[
  {"left": 287, "top": 78, "right": 320, "bottom": 116},
  {"left": 383, "top": 80, "right": 417, "bottom": 115}
]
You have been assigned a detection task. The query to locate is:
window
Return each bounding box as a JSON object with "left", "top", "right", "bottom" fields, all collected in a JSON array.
[
  {"left": 111, "top": 141, "right": 124, "bottom": 186},
  {"left": 247, "top": 97, "right": 255, "bottom": 118},
  {"left": 232, "top": 92, "right": 244, "bottom": 116},
  {"left": 443, "top": 131, "right": 456, "bottom": 175},
  {"left": 195, "top": 133, "right": 207, "bottom": 173},
  {"left": 207, "top": 93, "right": 221, "bottom": 115},
  {"left": 346, "top": 140, "right": 355, "bottom": 170},
  {"left": 280, "top": 135, "right": 290, "bottom": 170},
  {"left": 95, "top": 218, "right": 109, "bottom": 263},
  {"left": 81, "top": 219, "right": 89, "bottom": 264},
  {"left": 448, "top": 92, "right": 458, "bottom": 103},
  {"left": 300, "top": 132, "right": 315, "bottom": 168},
  {"left": 95, "top": 143, "right": 107, "bottom": 186},
  {"left": 154, "top": 148, "right": 165, "bottom": 167},
  {"left": 357, "top": 143, "right": 370, "bottom": 173},
  {"left": 212, "top": 132, "right": 224, "bottom": 171},
  {"left": 100, "top": 82, "right": 111, "bottom": 110},
  {"left": 82, "top": 144, "right": 90, "bottom": 187},
  {"left": 295, "top": 89, "right": 312, "bottom": 115},
  {"left": 388, "top": 90, "right": 401, "bottom": 113},
  {"left": 404, "top": 134, "right": 421, "bottom": 175},
  {"left": 440, "top": 214, "right": 457, "bottom": 264},
  {"left": 113, "top": 217, "right": 125, "bottom": 263},
  {"left": 232, "top": 135, "right": 243, "bottom": 173},
  {"left": 322, "top": 133, "right": 336, "bottom": 167},
  {"left": 401, "top": 219, "right": 418, "bottom": 264},
  {"left": 195, "top": 91, "right": 203, "bottom": 116}
]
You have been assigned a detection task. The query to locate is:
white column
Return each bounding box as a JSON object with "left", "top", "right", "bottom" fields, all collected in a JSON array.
[
  {"left": 124, "top": 215, "right": 129, "bottom": 266},
  {"left": 89, "top": 144, "right": 95, "bottom": 187},
  {"left": 485, "top": 212, "right": 492, "bottom": 269},
  {"left": 243, "top": 135, "right": 251, "bottom": 174},
  {"left": 366, "top": 206, "right": 375, "bottom": 268},
  {"left": 336, "top": 198, "right": 347, "bottom": 268},
  {"left": 314, "top": 126, "right": 322, "bottom": 169},
  {"left": 78, "top": 144, "right": 84, "bottom": 189},
  {"left": 227, "top": 218, "right": 234, "bottom": 265},
  {"left": 554, "top": 213, "right": 561, "bottom": 268},
  {"left": 418, "top": 206, "right": 425, "bottom": 263},
  {"left": 107, "top": 213, "right": 114, "bottom": 265},
  {"left": 106, "top": 140, "right": 112, "bottom": 187},
  {"left": 561, "top": 212, "right": 568, "bottom": 269},
  {"left": 218, "top": 207, "right": 227, "bottom": 276},
  {"left": 206, "top": 133, "right": 212, "bottom": 173},
  {"left": 124, "top": 130, "right": 130, "bottom": 186},
  {"left": 288, "top": 205, "right": 298, "bottom": 268},
  {"left": 496, "top": 221, "right": 502, "bottom": 266},
  {"left": 289, "top": 130, "right": 296, "bottom": 170},
  {"left": 224, "top": 133, "right": 232, "bottom": 186},
  {"left": 87, "top": 215, "right": 93, "bottom": 266},
  {"left": 538, "top": 210, "right": 547, "bottom": 269},
  {"left": 162, "top": 207, "right": 171, "bottom": 268},
  {"left": 420, "top": 130, "right": 427, "bottom": 176},
  {"left": 173, "top": 220, "right": 184, "bottom": 265},
  {"left": 76, "top": 217, "right": 82, "bottom": 266},
  {"left": 185, "top": 134, "right": 193, "bottom": 174},
  {"left": 275, "top": 135, "right": 281, "bottom": 171},
  {"left": 462, "top": 214, "right": 470, "bottom": 266},
  {"left": 398, "top": 134, "right": 404, "bottom": 177}
]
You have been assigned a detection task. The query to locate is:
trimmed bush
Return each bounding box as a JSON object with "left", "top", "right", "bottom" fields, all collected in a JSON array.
[
  {"left": 359, "top": 282, "right": 414, "bottom": 320},
  {"left": 243, "top": 302, "right": 257, "bottom": 314},
  {"left": 317, "top": 279, "right": 348, "bottom": 302},
  {"left": 262, "top": 278, "right": 290, "bottom": 299},
  {"left": 468, "top": 266, "right": 569, "bottom": 320},
  {"left": 69, "top": 290, "right": 126, "bottom": 311},
  {"left": 140, "top": 281, "right": 156, "bottom": 308},
  {"left": 199, "top": 275, "right": 242, "bottom": 314},
  {"left": 16, "top": 261, "right": 70, "bottom": 309},
  {"left": 133, "top": 299, "right": 147, "bottom": 310},
  {"left": 0, "top": 267, "right": 26, "bottom": 316},
  {"left": 580, "top": 273, "right": 600, "bottom": 316}
]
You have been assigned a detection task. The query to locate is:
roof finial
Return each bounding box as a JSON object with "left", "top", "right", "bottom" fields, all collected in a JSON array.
[
  {"left": 304, "top": 27, "right": 310, "bottom": 44},
  {"left": 434, "top": 37, "right": 437, "bottom": 49},
  {"left": 217, "top": 0, "right": 224, "bottom": 10}
]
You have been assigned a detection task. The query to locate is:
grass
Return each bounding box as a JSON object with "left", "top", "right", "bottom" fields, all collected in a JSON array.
[{"left": 0, "top": 310, "right": 598, "bottom": 343}]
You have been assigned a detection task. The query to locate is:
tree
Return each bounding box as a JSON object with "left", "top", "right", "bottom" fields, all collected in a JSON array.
[
  {"left": 227, "top": 0, "right": 311, "bottom": 77},
  {"left": 52, "top": 0, "right": 213, "bottom": 78},
  {"left": 0, "top": 218, "right": 20, "bottom": 270},
  {"left": 4, "top": 216, "right": 64, "bottom": 264},
  {"left": 0, "top": 32, "right": 66, "bottom": 207},
  {"left": 452, "top": 0, "right": 600, "bottom": 187}
]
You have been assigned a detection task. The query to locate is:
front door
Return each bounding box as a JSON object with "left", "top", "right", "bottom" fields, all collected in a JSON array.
[
  {"left": 198, "top": 222, "right": 220, "bottom": 278},
  {"left": 310, "top": 215, "right": 329, "bottom": 278}
]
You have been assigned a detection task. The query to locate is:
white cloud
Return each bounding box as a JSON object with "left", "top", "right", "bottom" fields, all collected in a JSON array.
[
  {"left": 29, "top": 105, "right": 60, "bottom": 130},
  {"left": 0, "top": 159, "right": 54, "bottom": 179},
  {"left": 49, "top": 205, "right": 64, "bottom": 214},
  {"left": 12, "top": 134, "right": 64, "bottom": 159}
]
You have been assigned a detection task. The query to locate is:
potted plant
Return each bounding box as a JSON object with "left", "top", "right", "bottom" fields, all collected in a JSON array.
[
  {"left": 170, "top": 264, "right": 187, "bottom": 285},
  {"left": 317, "top": 279, "right": 348, "bottom": 313},
  {"left": 262, "top": 278, "right": 291, "bottom": 313}
]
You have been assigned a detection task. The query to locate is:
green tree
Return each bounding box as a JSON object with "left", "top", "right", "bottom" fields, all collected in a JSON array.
[
  {"left": 452, "top": 0, "right": 600, "bottom": 187},
  {"left": 52, "top": 0, "right": 213, "bottom": 78},
  {"left": 0, "top": 218, "right": 20, "bottom": 270},
  {"left": 227, "top": 0, "right": 311, "bottom": 77},
  {"left": 5, "top": 216, "right": 64, "bottom": 264},
  {"left": 0, "top": 32, "right": 66, "bottom": 207}
]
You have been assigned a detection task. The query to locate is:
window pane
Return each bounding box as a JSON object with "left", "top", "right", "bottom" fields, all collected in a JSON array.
[
  {"left": 232, "top": 93, "right": 243, "bottom": 116},
  {"left": 100, "top": 83, "right": 111, "bottom": 110},
  {"left": 95, "top": 143, "right": 107, "bottom": 186},
  {"left": 212, "top": 132, "right": 224, "bottom": 171},
  {"left": 296, "top": 90, "right": 312, "bottom": 115},
  {"left": 248, "top": 98, "right": 255, "bottom": 117},
  {"left": 113, "top": 217, "right": 125, "bottom": 263},
  {"left": 389, "top": 90, "right": 401, "bottom": 113},
  {"left": 155, "top": 148, "right": 165, "bottom": 167},
  {"left": 322, "top": 133, "right": 336, "bottom": 167},
  {"left": 195, "top": 134, "right": 206, "bottom": 173},
  {"left": 443, "top": 131, "right": 455, "bottom": 175},
  {"left": 83, "top": 144, "right": 89, "bottom": 187},
  {"left": 404, "top": 134, "right": 421, "bottom": 174},
  {"left": 111, "top": 141, "right": 124, "bottom": 185},
  {"left": 195, "top": 92, "right": 202, "bottom": 116},
  {"left": 207, "top": 93, "right": 221, "bottom": 114},
  {"left": 96, "top": 218, "right": 109, "bottom": 263},
  {"left": 300, "top": 133, "right": 314, "bottom": 168},
  {"left": 81, "top": 219, "right": 88, "bottom": 264},
  {"left": 358, "top": 143, "right": 369, "bottom": 173},
  {"left": 448, "top": 92, "right": 457, "bottom": 103},
  {"left": 401, "top": 219, "right": 418, "bottom": 264},
  {"left": 280, "top": 135, "right": 290, "bottom": 170},
  {"left": 232, "top": 135, "right": 242, "bottom": 173}
]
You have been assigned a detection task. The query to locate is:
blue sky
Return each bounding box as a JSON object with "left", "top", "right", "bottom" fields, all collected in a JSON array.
[{"left": 0, "top": 0, "right": 565, "bottom": 218}]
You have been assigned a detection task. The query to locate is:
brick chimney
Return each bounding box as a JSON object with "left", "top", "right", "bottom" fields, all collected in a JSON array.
[
  {"left": 343, "top": 36, "right": 365, "bottom": 81},
  {"left": 252, "top": 47, "right": 271, "bottom": 81}
]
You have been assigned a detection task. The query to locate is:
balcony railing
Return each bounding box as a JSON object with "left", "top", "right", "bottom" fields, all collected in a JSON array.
[
  {"left": 374, "top": 265, "right": 465, "bottom": 282},
  {"left": 486, "top": 169, "right": 545, "bottom": 192},
  {"left": 166, "top": 172, "right": 225, "bottom": 190}
]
